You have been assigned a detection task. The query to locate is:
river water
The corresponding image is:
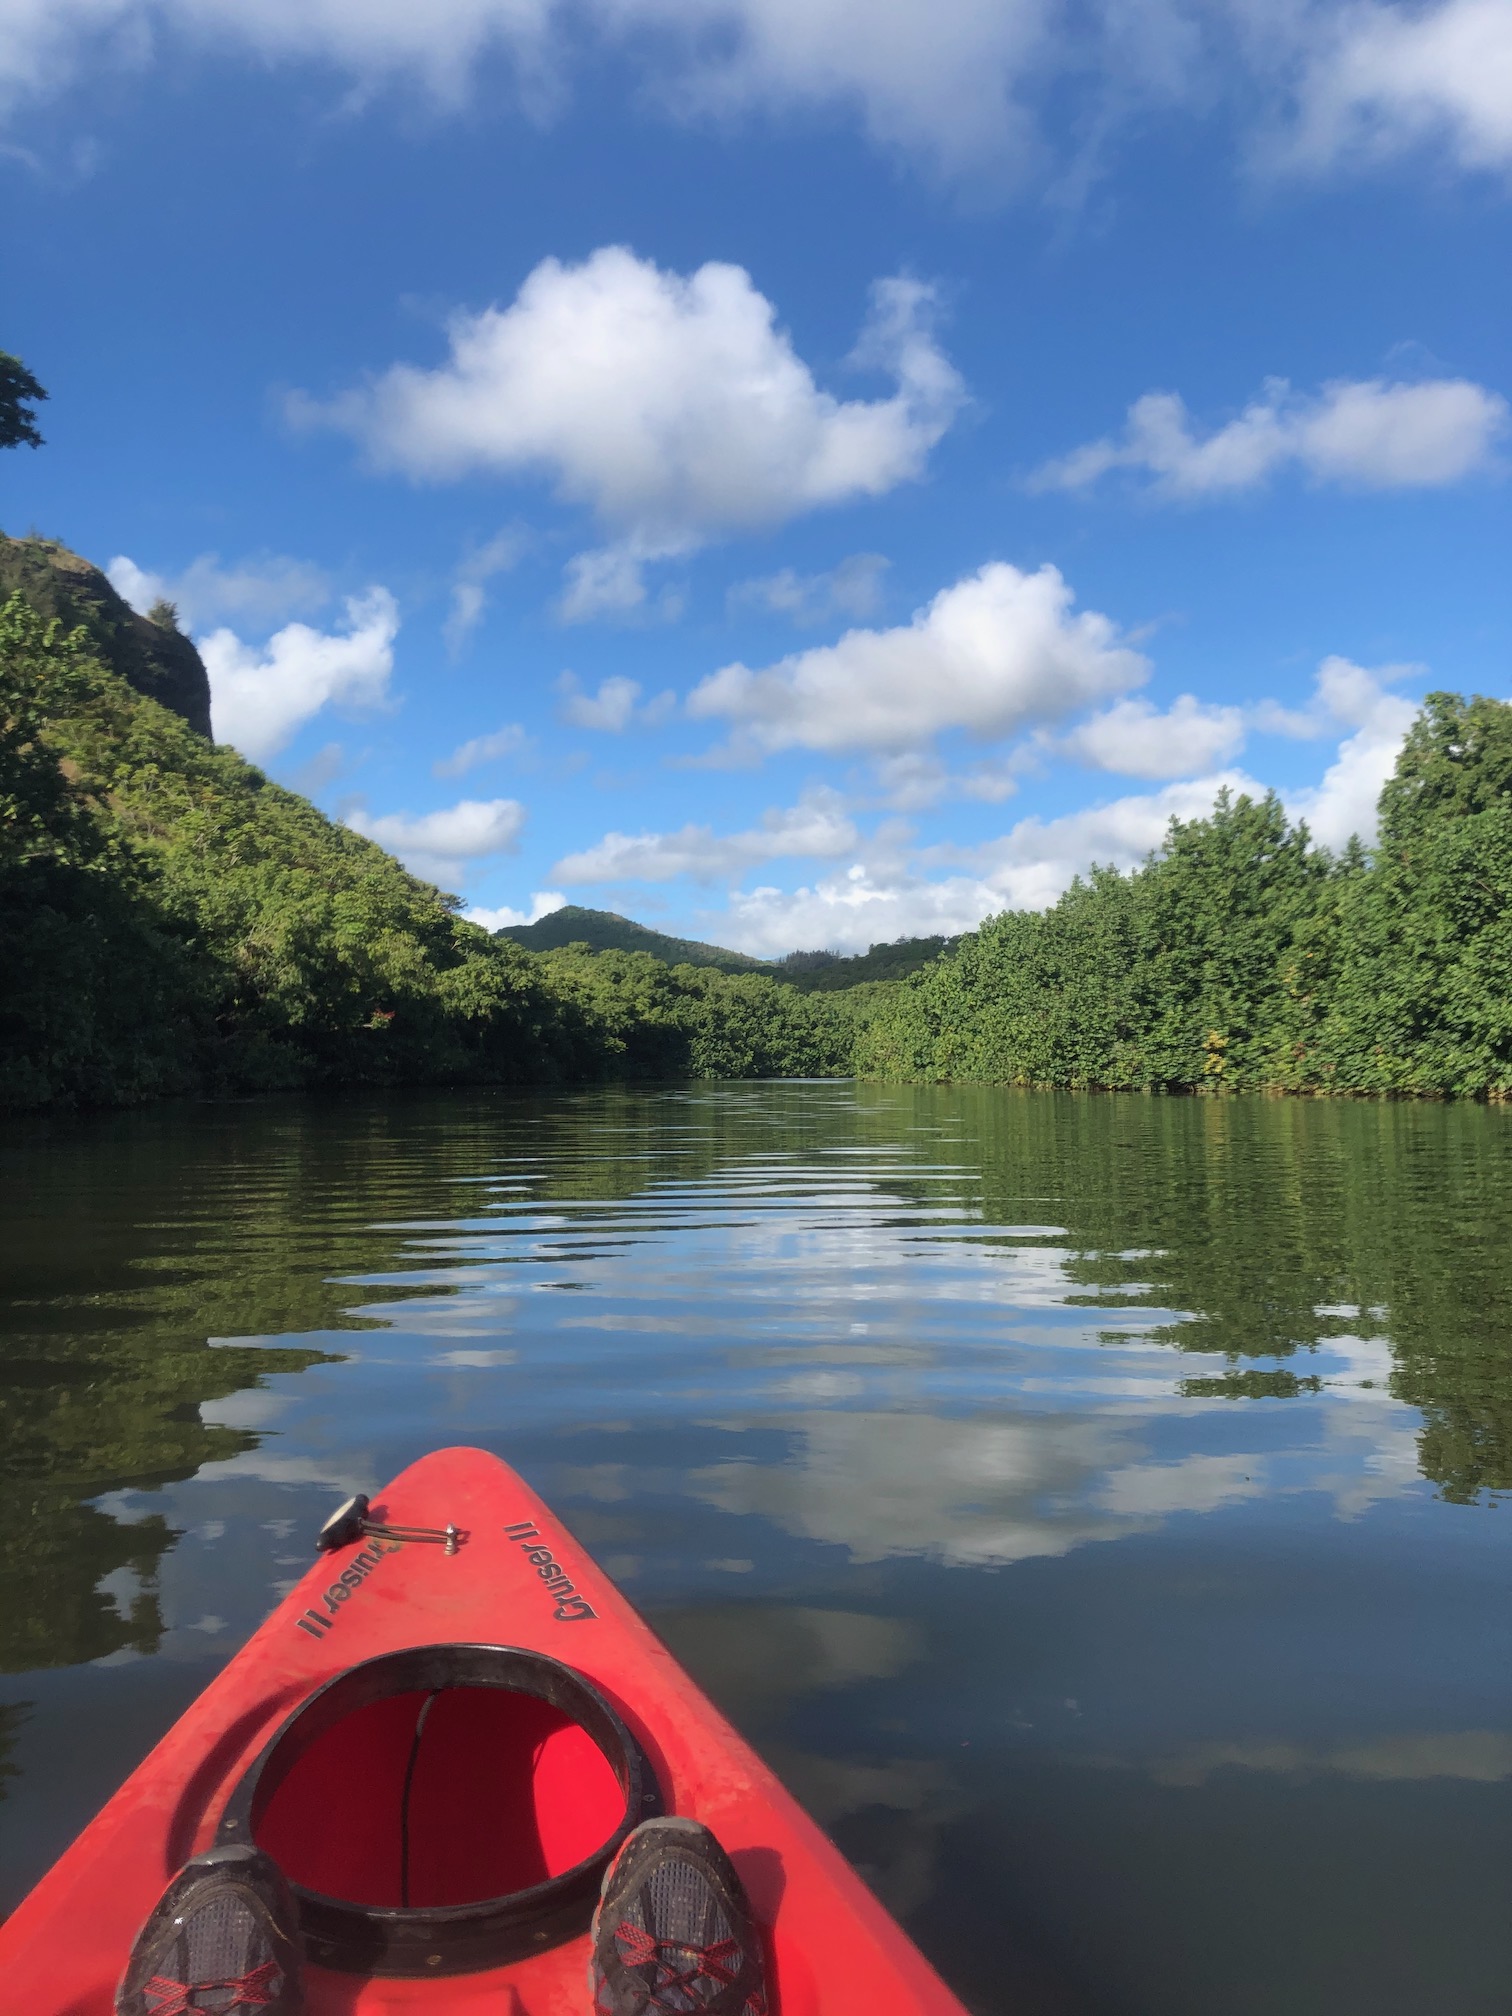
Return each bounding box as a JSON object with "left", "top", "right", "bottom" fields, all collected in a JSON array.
[{"left": 1, "top": 1083, "right": 1508, "bottom": 2012}]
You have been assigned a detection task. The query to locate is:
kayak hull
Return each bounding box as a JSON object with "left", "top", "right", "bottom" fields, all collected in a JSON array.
[{"left": 0, "top": 1446, "right": 972, "bottom": 2015}]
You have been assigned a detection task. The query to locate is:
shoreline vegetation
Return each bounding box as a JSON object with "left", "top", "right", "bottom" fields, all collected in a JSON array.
[
  {"left": 4, "top": 543, "right": 1512, "bottom": 1112},
  {"left": 861, "top": 696, "right": 1512, "bottom": 1101},
  {"left": 0, "top": 579, "right": 861, "bottom": 1112}
]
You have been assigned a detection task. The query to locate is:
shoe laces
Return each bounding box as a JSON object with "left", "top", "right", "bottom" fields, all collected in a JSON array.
[{"left": 142, "top": 1960, "right": 283, "bottom": 2016}]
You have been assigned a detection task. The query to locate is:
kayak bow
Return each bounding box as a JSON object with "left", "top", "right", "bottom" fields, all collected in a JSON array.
[{"left": 0, "top": 1446, "right": 971, "bottom": 2016}]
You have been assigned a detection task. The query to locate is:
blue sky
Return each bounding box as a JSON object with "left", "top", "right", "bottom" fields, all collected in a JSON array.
[{"left": 4, "top": 0, "right": 1509, "bottom": 952}]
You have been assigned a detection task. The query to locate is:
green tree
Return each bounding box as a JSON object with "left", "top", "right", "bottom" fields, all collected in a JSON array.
[
  {"left": 1131, "top": 789, "right": 1332, "bottom": 1087},
  {"left": 1318, "top": 704, "right": 1512, "bottom": 1096},
  {"left": 0, "top": 598, "right": 204, "bottom": 1109},
  {"left": 864, "top": 709, "right": 1512, "bottom": 1103},
  {"left": 0, "top": 598, "right": 98, "bottom": 874},
  {"left": 1378, "top": 691, "right": 1512, "bottom": 844},
  {"left": 864, "top": 791, "right": 1334, "bottom": 1093},
  {"left": 0, "top": 351, "right": 47, "bottom": 451}
]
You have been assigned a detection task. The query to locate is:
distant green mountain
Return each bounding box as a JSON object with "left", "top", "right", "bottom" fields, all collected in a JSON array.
[
  {"left": 772, "top": 937, "right": 955, "bottom": 992},
  {"left": 497, "top": 905, "right": 765, "bottom": 971},
  {"left": 498, "top": 906, "right": 953, "bottom": 988}
]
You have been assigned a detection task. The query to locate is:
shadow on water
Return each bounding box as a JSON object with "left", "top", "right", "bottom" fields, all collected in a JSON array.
[{"left": 1, "top": 1083, "right": 1509, "bottom": 2013}]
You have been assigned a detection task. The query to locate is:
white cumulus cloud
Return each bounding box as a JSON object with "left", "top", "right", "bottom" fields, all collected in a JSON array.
[
  {"left": 555, "top": 671, "right": 676, "bottom": 731},
  {"left": 560, "top": 672, "right": 640, "bottom": 731},
  {"left": 108, "top": 549, "right": 331, "bottom": 628},
  {"left": 443, "top": 523, "right": 530, "bottom": 652},
  {"left": 201, "top": 588, "right": 399, "bottom": 761},
  {"left": 1279, "top": 656, "right": 1419, "bottom": 850},
  {"left": 433, "top": 722, "right": 531, "bottom": 778},
  {"left": 873, "top": 749, "right": 1027, "bottom": 810},
  {"left": 1031, "top": 375, "right": 1508, "bottom": 498},
  {"left": 0, "top": 0, "right": 555, "bottom": 111},
  {"left": 723, "top": 865, "right": 1003, "bottom": 954},
  {"left": 557, "top": 546, "right": 662, "bottom": 623},
  {"left": 873, "top": 751, "right": 953, "bottom": 812},
  {"left": 1059, "top": 694, "right": 1248, "bottom": 779},
  {"left": 705, "top": 663, "right": 1426, "bottom": 953},
  {"left": 6, "top": 0, "right": 1512, "bottom": 192},
  {"left": 1282, "top": 0, "right": 1512, "bottom": 175},
  {"left": 464, "top": 891, "right": 567, "bottom": 930},
  {"left": 296, "top": 251, "right": 963, "bottom": 583},
  {"left": 344, "top": 795, "right": 527, "bottom": 886},
  {"left": 0, "top": 0, "right": 1064, "bottom": 178},
  {"left": 554, "top": 789, "right": 858, "bottom": 884},
  {"left": 711, "top": 770, "right": 1254, "bottom": 952},
  {"left": 728, "top": 552, "right": 890, "bottom": 626},
  {"left": 616, "top": 0, "right": 1072, "bottom": 177},
  {"left": 948, "top": 770, "right": 1260, "bottom": 909},
  {"left": 688, "top": 560, "right": 1149, "bottom": 757}
]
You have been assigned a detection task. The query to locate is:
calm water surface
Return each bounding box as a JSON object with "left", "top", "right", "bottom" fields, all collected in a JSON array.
[{"left": 1, "top": 1083, "right": 1509, "bottom": 2013}]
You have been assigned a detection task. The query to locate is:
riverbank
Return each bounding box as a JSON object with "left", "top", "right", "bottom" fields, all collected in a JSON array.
[{"left": 9, "top": 569, "right": 1512, "bottom": 1111}]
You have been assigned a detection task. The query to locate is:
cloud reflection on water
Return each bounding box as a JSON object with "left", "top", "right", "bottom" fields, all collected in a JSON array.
[{"left": 6, "top": 1086, "right": 1508, "bottom": 2014}]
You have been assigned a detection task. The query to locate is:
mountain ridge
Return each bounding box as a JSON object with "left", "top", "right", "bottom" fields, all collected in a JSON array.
[
  {"left": 495, "top": 905, "right": 765, "bottom": 970},
  {"left": 498, "top": 905, "right": 955, "bottom": 989}
]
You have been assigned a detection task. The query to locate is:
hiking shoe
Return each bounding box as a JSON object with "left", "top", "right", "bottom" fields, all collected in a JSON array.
[
  {"left": 116, "top": 1843, "right": 303, "bottom": 2016},
  {"left": 590, "top": 1816, "right": 767, "bottom": 2016}
]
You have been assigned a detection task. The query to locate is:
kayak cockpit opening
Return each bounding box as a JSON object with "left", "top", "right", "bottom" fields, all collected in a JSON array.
[{"left": 216, "top": 1643, "right": 659, "bottom": 1976}]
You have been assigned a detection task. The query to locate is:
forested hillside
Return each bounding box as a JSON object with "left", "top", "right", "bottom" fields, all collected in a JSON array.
[
  {"left": 0, "top": 597, "right": 858, "bottom": 1109},
  {"left": 497, "top": 903, "right": 764, "bottom": 970},
  {"left": 500, "top": 905, "right": 951, "bottom": 990},
  {"left": 863, "top": 692, "right": 1512, "bottom": 1099},
  {"left": 8, "top": 558, "right": 1512, "bottom": 1111}
]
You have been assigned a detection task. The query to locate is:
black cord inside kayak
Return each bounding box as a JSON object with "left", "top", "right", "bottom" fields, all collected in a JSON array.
[{"left": 398, "top": 1689, "right": 440, "bottom": 1910}]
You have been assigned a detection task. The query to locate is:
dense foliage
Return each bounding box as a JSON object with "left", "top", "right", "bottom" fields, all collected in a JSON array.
[
  {"left": 0, "top": 534, "right": 214, "bottom": 737},
  {"left": 0, "top": 599, "right": 855, "bottom": 1109},
  {"left": 537, "top": 944, "right": 854, "bottom": 1078},
  {"left": 773, "top": 934, "right": 955, "bottom": 991},
  {"left": 9, "top": 574, "right": 1511, "bottom": 1110},
  {"left": 0, "top": 350, "right": 46, "bottom": 452},
  {"left": 864, "top": 695, "right": 1512, "bottom": 1100}
]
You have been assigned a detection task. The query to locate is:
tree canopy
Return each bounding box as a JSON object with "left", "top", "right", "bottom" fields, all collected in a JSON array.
[
  {"left": 0, "top": 351, "right": 47, "bottom": 452},
  {"left": 863, "top": 713, "right": 1512, "bottom": 1100}
]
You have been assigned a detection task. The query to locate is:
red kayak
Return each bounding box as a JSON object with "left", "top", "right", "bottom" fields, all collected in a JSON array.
[{"left": 0, "top": 1446, "right": 972, "bottom": 2015}]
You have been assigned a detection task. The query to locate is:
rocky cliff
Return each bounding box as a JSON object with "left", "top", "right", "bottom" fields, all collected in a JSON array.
[{"left": 0, "top": 532, "right": 213, "bottom": 738}]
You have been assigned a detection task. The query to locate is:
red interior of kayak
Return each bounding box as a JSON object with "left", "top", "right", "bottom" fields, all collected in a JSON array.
[{"left": 254, "top": 1685, "right": 625, "bottom": 1908}]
